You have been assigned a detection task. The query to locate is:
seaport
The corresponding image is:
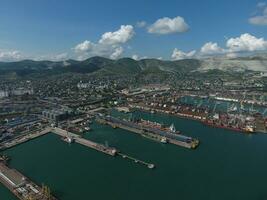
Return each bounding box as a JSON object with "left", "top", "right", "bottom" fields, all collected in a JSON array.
[
  {"left": 1, "top": 1, "right": 267, "bottom": 199},
  {"left": 2, "top": 111, "right": 267, "bottom": 200}
]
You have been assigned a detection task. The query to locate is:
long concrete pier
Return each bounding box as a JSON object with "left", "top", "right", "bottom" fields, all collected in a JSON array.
[
  {"left": 117, "top": 153, "right": 155, "bottom": 169},
  {"left": 52, "top": 127, "right": 117, "bottom": 156},
  {"left": 96, "top": 116, "right": 199, "bottom": 149},
  {"left": 0, "top": 126, "right": 156, "bottom": 200},
  {"left": 0, "top": 128, "right": 51, "bottom": 151},
  {"left": 0, "top": 127, "right": 155, "bottom": 169},
  {"left": 52, "top": 127, "right": 155, "bottom": 168},
  {"left": 0, "top": 161, "right": 57, "bottom": 200}
]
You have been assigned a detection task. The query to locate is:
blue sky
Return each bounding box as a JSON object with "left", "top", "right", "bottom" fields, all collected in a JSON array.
[{"left": 0, "top": 0, "right": 266, "bottom": 61}]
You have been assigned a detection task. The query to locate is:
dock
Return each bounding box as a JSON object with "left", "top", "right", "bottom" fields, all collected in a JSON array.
[
  {"left": 0, "top": 160, "right": 57, "bottom": 200},
  {"left": 96, "top": 116, "right": 199, "bottom": 149},
  {"left": 0, "top": 126, "right": 156, "bottom": 199},
  {"left": 0, "top": 127, "right": 155, "bottom": 169},
  {"left": 52, "top": 128, "right": 155, "bottom": 168},
  {"left": 0, "top": 128, "right": 51, "bottom": 151},
  {"left": 52, "top": 127, "right": 117, "bottom": 156}
]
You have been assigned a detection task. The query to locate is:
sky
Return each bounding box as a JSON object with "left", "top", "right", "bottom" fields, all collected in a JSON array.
[{"left": 0, "top": 0, "right": 266, "bottom": 61}]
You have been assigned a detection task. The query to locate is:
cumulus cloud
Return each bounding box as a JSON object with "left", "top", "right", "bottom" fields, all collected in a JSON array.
[
  {"left": 74, "top": 25, "right": 134, "bottom": 60},
  {"left": 148, "top": 16, "right": 189, "bottom": 34},
  {"left": 54, "top": 53, "right": 68, "bottom": 61},
  {"left": 226, "top": 33, "right": 267, "bottom": 52},
  {"left": 110, "top": 47, "right": 124, "bottom": 59},
  {"left": 131, "top": 54, "right": 149, "bottom": 60},
  {"left": 132, "top": 54, "right": 139, "bottom": 60},
  {"left": 200, "top": 42, "right": 225, "bottom": 55},
  {"left": 0, "top": 50, "right": 23, "bottom": 61},
  {"left": 172, "top": 33, "right": 267, "bottom": 60},
  {"left": 136, "top": 21, "right": 147, "bottom": 28},
  {"left": 171, "top": 48, "right": 196, "bottom": 60},
  {"left": 74, "top": 41, "right": 124, "bottom": 60},
  {"left": 99, "top": 25, "right": 134, "bottom": 45},
  {"left": 74, "top": 40, "right": 94, "bottom": 52},
  {"left": 249, "top": 4, "right": 267, "bottom": 25}
]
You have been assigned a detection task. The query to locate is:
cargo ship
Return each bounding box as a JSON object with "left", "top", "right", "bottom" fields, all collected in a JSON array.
[
  {"left": 96, "top": 115, "right": 199, "bottom": 149},
  {"left": 202, "top": 120, "right": 254, "bottom": 133},
  {"left": 138, "top": 119, "right": 181, "bottom": 135}
]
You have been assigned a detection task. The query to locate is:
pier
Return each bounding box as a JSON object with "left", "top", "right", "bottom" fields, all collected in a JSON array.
[
  {"left": 96, "top": 116, "right": 199, "bottom": 149},
  {"left": 0, "top": 128, "right": 51, "bottom": 151},
  {"left": 0, "top": 127, "right": 155, "bottom": 169},
  {"left": 0, "top": 159, "right": 57, "bottom": 200},
  {"left": 52, "top": 127, "right": 117, "bottom": 156},
  {"left": 117, "top": 152, "right": 155, "bottom": 169},
  {"left": 0, "top": 126, "right": 156, "bottom": 199},
  {"left": 52, "top": 127, "right": 155, "bottom": 168}
]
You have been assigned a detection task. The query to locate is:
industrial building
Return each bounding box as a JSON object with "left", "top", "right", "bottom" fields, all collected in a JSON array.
[{"left": 42, "top": 109, "right": 69, "bottom": 122}]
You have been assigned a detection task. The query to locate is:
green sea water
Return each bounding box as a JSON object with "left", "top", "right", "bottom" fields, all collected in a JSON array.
[{"left": 1, "top": 111, "right": 267, "bottom": 200}]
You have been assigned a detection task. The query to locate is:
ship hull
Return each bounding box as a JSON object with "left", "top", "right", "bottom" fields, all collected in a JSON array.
[{"left": 202, "top": 121, "right": 254, "bottom": 133}]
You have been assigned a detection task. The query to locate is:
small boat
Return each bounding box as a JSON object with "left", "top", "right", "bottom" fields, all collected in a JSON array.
[
  {"left": 160, "top": 137, "right": 167, "bottom": 143},
  {"left": 148, "top": 164, "right": 155, "bottom": 169}
]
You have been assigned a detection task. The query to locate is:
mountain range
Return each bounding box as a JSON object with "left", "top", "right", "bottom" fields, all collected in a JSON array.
[{"left": 0, "top": 53, "right": 267, "bottom": 78}]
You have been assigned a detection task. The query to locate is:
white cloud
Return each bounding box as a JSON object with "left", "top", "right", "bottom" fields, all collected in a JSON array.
[
  {"left": 99, "top": 25, "right": 134, "bottom": 45},
  {"left": 54, "top": 53, "right": 68, "bottom": 61},
  {"left": 249, "top": 15, "right": 267, "bottom": 25},
  {"left": 249, "top": 4, "right": 267, "bottom": 25},
  {"left": 148, "top": 16, "right": 189, "bottom": 35},
  {"left": 136, "top": 21, "right": 147, "bottom": 28},
  {"left": 74, "top": 25, "right": 135, "bottom": 60},
  {"left": 131, "top": 54, "right": 149, "bottom": 60},
  {"left": 74, "top": 40, "right": 124, "bottom": 60},
  {"left": 226, "top": 33, "right": 267, "bottom": 52},
  {"left": 171, "top": 48, "right": 196, "bottom": 60},
  {"left": 199, "top": 34, "right": 267, "bottom": 57},
  {"left": 0, "top": 50, "right": 23, "bottom": 61},
  {"left": 132, "top": 54, "right": 139, "bottom": 60},
  {"left": 74, "top": 40, "right": 94, "bottom": 52},
  {"left": 110, "top": 47, "right": 123, "bottom": 59},
  {"left": 200, "top": 42, "right": 225, "bottom": 55}
]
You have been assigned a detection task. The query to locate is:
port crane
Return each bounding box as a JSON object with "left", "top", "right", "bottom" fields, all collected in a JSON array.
[
  {"left": 262, "top": 108, "right": 267, "bottom": 116},
  {"left": 197, "top": 99, "right": 203, "bottom": 108},
  {"left": 212, "top": 102, "right": 218, "bottom": 113}
]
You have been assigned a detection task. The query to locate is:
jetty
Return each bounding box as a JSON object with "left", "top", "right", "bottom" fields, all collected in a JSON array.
[
  {"left": 0, "top": 157, "right": 57, "bottom": 200},
  {"left": 0, "top": 128, "right": 51, "bottom": 151},
  {"left": 52, "top": 127, "right": 117, "bottom": 156},
  {"left": 117, "top": 152, "right": 155, "bottom": 169},
  {"left": 96, "top": 115, "right": 199, "bottom": 149},
  {"left": 0, "top": 127, "right": 155, "bottom": 169}
]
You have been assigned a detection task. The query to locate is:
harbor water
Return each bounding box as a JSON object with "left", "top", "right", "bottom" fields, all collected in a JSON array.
[{"left": 1, "top": 111, "right": 267, "bottom": 200}]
